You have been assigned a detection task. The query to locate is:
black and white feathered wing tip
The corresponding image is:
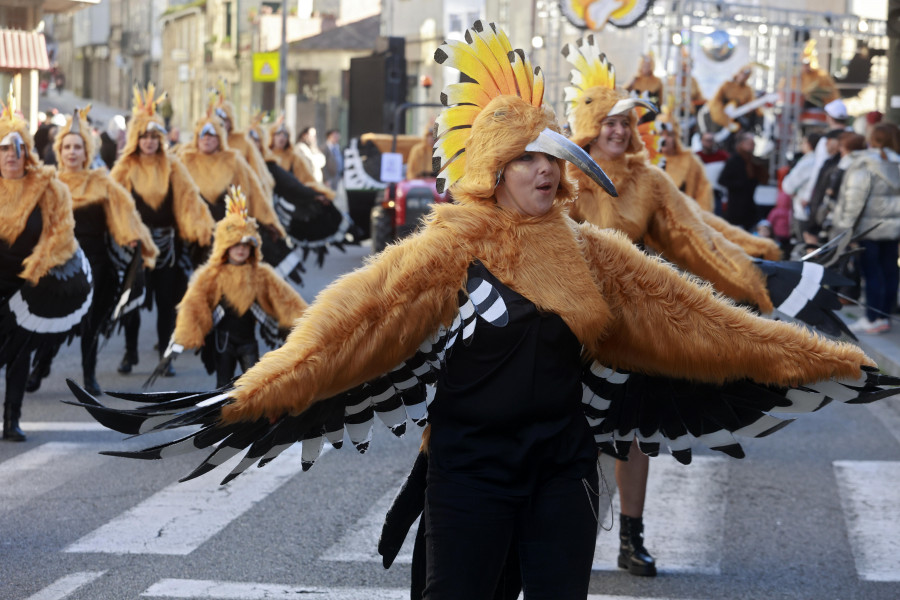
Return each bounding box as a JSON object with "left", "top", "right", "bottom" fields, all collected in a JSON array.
[
  {"left": 64, "top": 273, "right": 900, "bottom": 486},
  {"left": 0, "top": 248, "right": 93, "bottom": 366},
  {"left": 756, "top": 258, "right": 856, "bottom": 340},
  {"left": 581, "top": 362, "right": 900, "bottom": 464}
]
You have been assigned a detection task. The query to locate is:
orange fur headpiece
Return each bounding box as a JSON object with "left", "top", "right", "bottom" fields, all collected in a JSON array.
[
  {"left": 190, "top": 91, "right": 230, "bottom": 151},
  {"left": 210, "top": 185, "right": 261, "bottom": 265},
  {"left": 122, "top": 84, "right": 168, "bottom": 157},
  {"left": 433, "top": 20, "right": 575, "bottom": 204},
  {"left": 562, "top": 35, "right": 653, "bottom": 153},
  {"left": 248, "top": 110, "right": 273, "bottom": 161},
  {"left": 215, "top": 79, "right": 237, "bottom": 130},
  {"left": 0, "top": 90, "right": 39, "bottom": 171},
  {"left": 54, "top": 105, "right": 95, "bottom": 171}
]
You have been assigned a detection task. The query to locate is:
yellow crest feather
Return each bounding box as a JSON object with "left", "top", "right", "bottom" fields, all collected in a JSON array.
[
  {"left": 562, "top": 35, "right": 616, "bottom": 119},
  {"left": 225, "top": 185, "right": 249, "bottom": 221},
  {"left": 433, "top": 20, "right": 545, "bottom": 193}
]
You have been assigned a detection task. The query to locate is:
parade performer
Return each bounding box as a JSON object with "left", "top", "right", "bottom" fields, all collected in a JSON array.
[
  {"left": 625, "top": 52, "right": 663, "bottom": 120},
  {"left": 53, "top": 106, "right": 158, "bottom": 394},
  {"left": 800, "top": 40, "right": 840, "bottom": 109},
  {"left": 178, "top": 99, "right": 285, "bottom": 239},
  {"left": 654, "top": 113, "right": 780, "bottom": 260},
  {"left": 249, "top": 116, "right": 357, "bottom": 264},
  {"left": 406, "top": 126, "right": 436, "bottom": 180},
  {"left": 267, "top": 118, "right": 336, "bottom": 201},
  {"left": 1, "top": 95, "right": 92, "bottom": 440},
  {"left": 110, "top": 84, "right": 215, "bottom": 376},
  {"left": 67, "top": 22, "right": 899, "bottom": 599},
  {"left": 159, "top": 187, "right": 307, "bottom": 388},
  {"left": 562, "top": 36, "right": 849, "bottom": 577},
  {"left": 214, "top": 82, "right": 276, "bottom": 197},
  {"left": 708, "top": 64, "right": 760, "bottom": 134}
]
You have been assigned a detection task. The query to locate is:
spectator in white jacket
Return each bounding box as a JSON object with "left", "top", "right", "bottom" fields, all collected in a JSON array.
[
  {"left": 781, "top": 132, "right": 822, "bottom": 240},
  {"left": 830, "top": 123, "right": 900, "bottom": 335}
]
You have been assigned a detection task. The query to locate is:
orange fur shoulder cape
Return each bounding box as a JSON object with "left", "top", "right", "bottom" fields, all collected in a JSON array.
[
  {"left": 58, "top": 169, "right": 159, "bottom": 268},
  {"left": 566, "top": 154, "right": 774, "bottom": 311},
  {"left": 0, "top": 166, "right": 77, "bottom": 284},
  {"left": 110, "top": 151, "right": 214, "bottom": 247},
  {"left": 222, "top": 199, "right": 869, "bottom": 423},
  {"left": 178, "top": 146, "right": 285, "bottom": 236}
]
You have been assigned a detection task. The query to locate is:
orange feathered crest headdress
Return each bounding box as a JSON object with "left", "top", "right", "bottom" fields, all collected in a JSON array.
[
  {"left": 562, "top": 35, "right": 656, "bottom": 152},
  {"left": 0, "top": 88, "right": 39, "bottom": 171},
  {"left": 54, "top": 105, "right": 95, "bottom": 171},
  {"left": 190, "top": 90, "right": 229, "bottom": 150},
  {"left": 433, "top": 20, "right": 615, "bottom": 201},
  {"left": 210, "top": 185, "right": 262, "bottom": 264},
  {"left": 122, "top": 83, "right": 168, "bottom": 157},
  {"left": 248, "top": 109, "right": 273, "bottom": 160}
]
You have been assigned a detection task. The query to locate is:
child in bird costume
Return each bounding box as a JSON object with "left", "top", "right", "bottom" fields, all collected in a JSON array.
[
  {"left": 156, "top": 187, "right": 306, "bottom": 387},
  {"left": 68, "top": 22, "right": 898, "bottom": 599}
]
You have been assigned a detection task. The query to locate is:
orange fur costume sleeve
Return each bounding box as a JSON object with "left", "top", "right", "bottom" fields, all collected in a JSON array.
[
  {"left": 254, "top": 263, "right": 308, "bottom": 329},
  {"left": 103, "top": 175, "right": 159, "bottom": 268},
  {"left": 699, "top": 210, "right": 781, "bottom": 260},
  {"left": 640, "top": 168, "right": 775, "bottom": 313},
  {"left": 172, "top": 264, "right": 218, "bottom": 349},
  {"left": 20, "top": 169, "right": 78, "bottom": 284},
  {"left": 221, "top": 225, "right": 467, "bottom": 424},
  {"left": 169, "top": 155, "right": 216, "bottom": 247},
  {"left": 578, "top": 224, "right": 871, "bottom": 385}
]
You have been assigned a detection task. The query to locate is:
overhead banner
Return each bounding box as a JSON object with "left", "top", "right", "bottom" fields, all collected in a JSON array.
[
  {"left": 252, "top": 52, "right": 279, "bottom": 82},
  {"left": 559, "top": 0, "right": 654, "bottom": 31}
]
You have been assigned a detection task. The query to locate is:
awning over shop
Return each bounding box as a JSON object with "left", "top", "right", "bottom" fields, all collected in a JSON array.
[{"left": 0, "top": 30, "right": 51, "bottom": 72}]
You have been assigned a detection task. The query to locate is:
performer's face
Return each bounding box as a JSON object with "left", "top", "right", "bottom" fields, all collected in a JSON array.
[
  {"left": 139, "top": 132, "right": 161, "bottom": 155},
  {"left": 227, "top": 242, "right": 252, "bottom": 265},
  {"left": 199, "top": 132, "right": 220, "bottom": 154},
  {"left": 273, "top": 131, "right": 289, "bottom": 150},
  {"left": 0, "top": 141, "right": 25, "bottom": 179},
  {"left": 494, "top": 151, "right": 560, "bottom": 217},
  {"left": 589, "top": 115, "right": 632, "bottom": 161},
  {"left": 60, "top": 133, "right": 86, "bottom": 171}
]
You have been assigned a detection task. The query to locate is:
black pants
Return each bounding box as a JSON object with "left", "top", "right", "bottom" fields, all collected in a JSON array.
[
  {"left": 4, "top": 349, "right": 31, "bottom": 415},
  {"left": 214, "top": 334, "right": 259, "bottom": 388},
  {"left": 423, "top": 464, "right": 599, "bottom": 600},
  {"left": 123, "top": 265, "right": 187, "bottom": 359},
  {"left": 81, "top": 253, "right": 118, "bottom": 379}
]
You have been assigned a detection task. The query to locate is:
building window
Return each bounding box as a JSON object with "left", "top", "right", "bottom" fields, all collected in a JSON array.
[{"left": 224, "top": 1, "right": 233, "bottom": 42}]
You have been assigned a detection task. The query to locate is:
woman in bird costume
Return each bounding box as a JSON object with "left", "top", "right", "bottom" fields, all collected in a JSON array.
[
  {"left": 561, "top": 35, "right": 859, "bottom": 577},
  {"left": 109, "top": 84, "right": 215, "bottom": 376},
  {"left": 653, "top": 111, "right": 782, "bottom": 260},
  {"left": 160, "top": 187, "right": 307, "bottom": 388},
  {"left": 213, "top": 82, "right": 276, "bottom": 197},
  {"left": 67, "top": 22, "right": 898, "bottom": 599},
  {"left": 248, "top": 115, "right": 357, "bottom": 266},
  {"left": 52, "top": 106, "right": 159, "bottom": 394},
  {"left": 1, "top": 94, "right": 92, "bottom": 441},
  {"left": 268, "top": 117, "right": 336, "bottom": 201}
]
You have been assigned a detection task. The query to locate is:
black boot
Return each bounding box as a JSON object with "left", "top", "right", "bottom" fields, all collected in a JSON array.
[
  {"left": 83, "top": 373, "right": 102, "bottom": 396},
  {"left": 3, "top": 403, "right": 26, "bottom": 442},
  {"left": 618, "top": 514, "right": 656, "bottom": 577},
  {"left": 24, "top": 358, "right": 51, "bottom": 393},
  {"left": 118, "top": 351, "right": 138, "bottom": 374}
]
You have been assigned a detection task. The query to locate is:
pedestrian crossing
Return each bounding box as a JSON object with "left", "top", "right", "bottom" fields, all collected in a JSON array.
[{"left": 4, "top": 423, "right": 900, "bottom": 599}]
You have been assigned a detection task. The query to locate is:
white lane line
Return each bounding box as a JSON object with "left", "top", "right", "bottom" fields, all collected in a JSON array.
[
  {"left": 23, "top": 571, "right": 106, "bottom": 600},
  {"left": 142, "top": 579, "right": 689, "bottom": 600},
  {"left": 834, "top": 460, "right": 900, "bottom": 582},
  {"left": 0, "top": 442, "right": 109, "bottom": 515},
  {"left": 20, "top": 421, "right": 110, "bottom": 431},
  {"left": 65, "top": 444, "right": 330, "bottom": 555},
  {"left": 321, "top": 475, "right": 417, "bottom": 563},
  {"left": 593, "top": 455, "right": 729, "bottom": 574},
  {"left": 141, "top": 579, "right": 408, "bottom": 599}
]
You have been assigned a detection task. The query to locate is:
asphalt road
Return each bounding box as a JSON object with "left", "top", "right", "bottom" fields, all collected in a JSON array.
[{"left": 2, "top": 241, "right": 900, "bottom": 600}]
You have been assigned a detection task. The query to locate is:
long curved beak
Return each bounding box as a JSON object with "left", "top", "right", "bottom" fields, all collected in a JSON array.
[
  {"left": 608, "top": 98, "right": 659, "bottom": 117},
  {"left": 525, "top": 128, "right": 617, "bottom": 197}
]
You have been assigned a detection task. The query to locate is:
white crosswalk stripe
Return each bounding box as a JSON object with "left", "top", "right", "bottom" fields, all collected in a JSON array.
[
  {"left": 0, "top": 442, "right": 109, "bottom": 515},
  {"left": 65, "top": 444, "right": 329, "bottom": 555},
  {"left": 22, "top": 572, "right": 106, "bottom": 600},
  {"left": 833, "top": 460, "right": 900, "bottom": 582},
  {"left": 592, "top": 455, "right": 729, "bottom": 574}
]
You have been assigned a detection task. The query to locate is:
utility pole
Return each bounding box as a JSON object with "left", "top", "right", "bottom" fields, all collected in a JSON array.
[
  {"left": 888, "top": 0, "right": 900, "bottom": 124},
  {"left": 278, "top": 0, "right": 288, "bottom": 114}
]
